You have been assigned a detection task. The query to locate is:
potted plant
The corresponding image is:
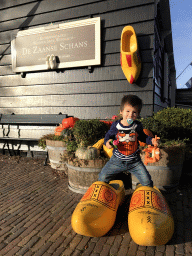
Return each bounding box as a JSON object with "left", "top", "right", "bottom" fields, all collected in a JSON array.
[
  {"left": 132, "top": 107, "right": 192, "bottom": 191},
  {"left": 65, "top": 119, "right": 111, "bottom": 194},
  {"left": 38, "top": 132, "right": 70, "bottom": 176},
  {"left": 38, "top": 117, "right": 79, "bottom": 176}
]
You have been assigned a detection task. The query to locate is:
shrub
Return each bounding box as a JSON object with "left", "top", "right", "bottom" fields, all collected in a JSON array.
[
  {"left": 141, "top": 107, "right": 192, "bottom": 144},
  {"left": 73, "top": 119, "right": 110, "bottom": 147}
]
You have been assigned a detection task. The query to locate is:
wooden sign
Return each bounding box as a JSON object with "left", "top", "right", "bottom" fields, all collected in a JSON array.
[{"left": 11, "top": 17, "right": 101, "bottom": 72}]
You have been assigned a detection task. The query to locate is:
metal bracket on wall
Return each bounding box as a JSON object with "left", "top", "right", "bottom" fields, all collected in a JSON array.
[
  {"left": 21, "top": 72, "right": 26, "bottom": 78},
  {"left": 88, "top": 66, "right": 93, "bottom": 73}
]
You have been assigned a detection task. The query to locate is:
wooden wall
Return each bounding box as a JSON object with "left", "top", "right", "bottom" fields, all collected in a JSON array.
[{"left": 0, "top": 0, "right": 155, "bottom": 119}]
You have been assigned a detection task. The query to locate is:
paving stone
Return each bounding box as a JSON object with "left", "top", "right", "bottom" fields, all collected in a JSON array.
[
  {"left": 127, "top": 240, "right": 138, "bottom": 256},
  {"left": 0, "top": 242, "right": 7, "bottom": 251},
  {"left": 38, "top": 222, "right": 56, "bottom": 237},
  {"left": 1, "top": 215, "right": 21, "bottom": 229},
  {"left": 0, "top": 227, "right": 12, "bottom": 237},
  {"left": 0, "top": 155, "right": 192, "bottom": 256},
  {"left": 20, "top": 222, "right": 39, "bottom": 237},
  {"left": 67, "top": 234, "right": 83, "bottom": 251},
  {"left": 117, "top": 245, "right": 129, "bottom": 256},
  {"left": 18, "top": 230, "right": 39, "bottom": 247},
  {"left": 60, "top": 225, "right": 71, "bottom": 237},
  {"left": 145, "top": 246, "right": 156, "bottom": 256},
  {"left": 49, "top": 225, "right": 66, "bottom": 242},
  {"left": 93, "top": 237, "right": 107, "bottom": 254},
  {"left": 3, "top": 245, "right": 20, "bottom": 256},
  {"left": 18, "top": 250, "right": 34, "bottom": 256},
  {"left": 9, "top": 214, "right": 28, "bottom": 228},
  {"left": 0, "top": 237, "right": 22, "bottom": 255},
  {"left": 76, "top": 236, "right": 91, "bottom": 251},
  {"left": 16, "top": 236, "right": 40, "bottom": 255},
  {"left": 36, "top": 211, "right": 51, "bottom": 224},
  {"left": 61, "top": 246, "right": 75, "bottom": 256},
  {"left": 81, "top": 242, "right": 96, "bottom": 256},
  {"left": 42, "top": 253, "right": 52, "bottom": 256},
  {"left": 121, "top": 232, "right": 132, "bottom": 247},
  {"left": 31, "top": 233, "right": 51, "bottom": 252},
  {"left": 47, "top": 236, "right": 66, "bottom": 254},
  {"left": 4, "top": 227, "right": 26, "bottom": 243},
  {"left": 52, "top": 246, "right": 66, "bottom": 256},
  {"left": 156, "top": 245, "right": 165, "bottom": 253},
  {"left": 138, "top": 246, "right": 146, "bottom": 251},
  {"left": 62, "top": 232, "right": 76, "bottom": 249},
  {"left": 165, "top": 245, "right": 175, "bottom": 256},
  {"left": 185, "top": 242, "right": 192, "bottom": 254},
  {"left": 109, "top": 235, "right": 123, "bottom": 256},
  {"left": 35, "top": 217, "right": 53, "bottom": 231},
  {"left": 175, "top": 244, "right": 185, "bottom": 255},
  {"left": 154, "top": 252, "right": 164, "bottom": 256},
  {"left": 44, "top": 218, "right": 65, "bottom": 234},
  {"left": 72, "top": 249, "right": 83, "bottom": 256},
  {"left": 136, "top": 251, "right": 146, "bottom": 256},
  {"left": 32, "top": 241, "right": 52, "bottom": 256},
  {"left": 105, "top": 236, "right": 115, "bottom": 245}
]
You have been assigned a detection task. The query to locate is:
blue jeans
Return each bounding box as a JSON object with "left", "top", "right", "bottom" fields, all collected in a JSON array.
[{"left": 98, "top": 154, "right": 153, "bottom": 187}]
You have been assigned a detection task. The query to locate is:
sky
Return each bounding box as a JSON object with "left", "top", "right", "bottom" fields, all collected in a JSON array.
[{"left": 169, "top": 0, "right": 192, "bottom": 89}]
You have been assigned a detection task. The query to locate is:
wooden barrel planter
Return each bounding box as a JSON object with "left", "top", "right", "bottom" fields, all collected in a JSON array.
[
  {"left": 132, "top": 146, "right": 185, "bottom": 191},
  {"left": 66, "top": 158, "right": 108, "bottom": 194},
  {"left": 46, "top": 139, "right": 68, "bottom": 174}
]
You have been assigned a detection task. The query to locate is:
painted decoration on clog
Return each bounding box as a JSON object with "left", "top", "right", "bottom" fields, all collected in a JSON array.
[
  {"left": 120, "top": 26, "right": 141, "bottom": 84},
  {"left": 81, "top": 183, "right": 117, "bottom": 211},
  {"left": 128, "top": 186, "right": 174, "bottom": 246}
]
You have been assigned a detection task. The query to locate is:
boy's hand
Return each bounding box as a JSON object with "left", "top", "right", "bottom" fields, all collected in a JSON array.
[
  {"left": 106, "top": 139, "right": 113, "bottom": 149},
  {"left": 152, "top": 135, "right": 160, "bottom": 147}
]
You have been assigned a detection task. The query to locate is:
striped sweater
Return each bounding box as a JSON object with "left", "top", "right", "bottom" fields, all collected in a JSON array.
[{"left": 104, "top": 120, "right": 153, "bottom": 161}]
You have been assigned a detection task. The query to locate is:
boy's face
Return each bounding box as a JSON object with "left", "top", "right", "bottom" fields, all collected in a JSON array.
[{"left": 120, "top": 104, "right": 139, "bottom": 122}]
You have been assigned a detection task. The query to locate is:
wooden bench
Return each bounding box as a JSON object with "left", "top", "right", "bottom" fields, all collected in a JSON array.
[{"left": 0, "top": 113, "right": 68, "bottom": 162}]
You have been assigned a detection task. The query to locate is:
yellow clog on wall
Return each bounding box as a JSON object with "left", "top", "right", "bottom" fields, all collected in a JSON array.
[
  {"left": 120, "top": 26, "right": 141, "bottom": 84},
  {"left": 128, "top": 185, "right": 174, "bottom": 246},
  {"left": 71, "top": 180, "right": 125, "bottom": 237}
]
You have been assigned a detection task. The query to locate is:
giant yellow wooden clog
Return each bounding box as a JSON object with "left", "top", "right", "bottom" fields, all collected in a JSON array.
[
  {"left": 128, "top": 185, "right": 174, "bottom": 246},
  {"left": 103, "top": 144, "right": 113, "bottom": 158},
  {"left": 120, "top": 26, "right": 141, "bottom": 84},
  {"left": 71, "top": 180, "right": 125, "bottom": 237}
]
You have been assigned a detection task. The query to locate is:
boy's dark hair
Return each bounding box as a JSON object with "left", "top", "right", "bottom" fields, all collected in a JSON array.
[{"left": 120, "top": 95, "right": 143, "bottom": 114}]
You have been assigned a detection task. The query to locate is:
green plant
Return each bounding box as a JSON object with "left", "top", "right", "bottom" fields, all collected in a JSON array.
[
  {"left": 66, "top": 140, "right": 78, "bottom": 153},
  {"left": 73, "top": 119, "right": 109, "bottom": 147},
  {"left": 140, "top": 107, "right": 192, "bottom": 145},
  {"left": 38, "top": 127, "right": 76, "bottom": 150},
  {"left": 38, "top": 133, "right": 67, "bottom": 150}
]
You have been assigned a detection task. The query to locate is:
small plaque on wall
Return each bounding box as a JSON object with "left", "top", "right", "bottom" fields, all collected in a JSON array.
[{"left": 11, "top": 17, "right": 101, "bottom": 72}]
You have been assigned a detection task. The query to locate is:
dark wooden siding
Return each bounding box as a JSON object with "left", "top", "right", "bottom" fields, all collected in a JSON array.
[
  {"left": 0, "top": 0, "right": 155, "bottom": 119},
  {"left": 176, "top": 89, "right": 192, "bottom": 106},
  {"left": 153, "top": 0, "right": 176, "bottom": 113}
]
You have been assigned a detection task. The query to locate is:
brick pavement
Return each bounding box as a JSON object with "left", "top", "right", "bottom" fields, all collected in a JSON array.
[{"left": 0, "top": 153, "right": 192, "bottom": 256}]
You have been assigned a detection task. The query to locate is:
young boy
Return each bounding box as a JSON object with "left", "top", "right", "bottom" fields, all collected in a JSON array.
[{"left": 98, "top": 95, "right": 159, "bottom": 187}]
